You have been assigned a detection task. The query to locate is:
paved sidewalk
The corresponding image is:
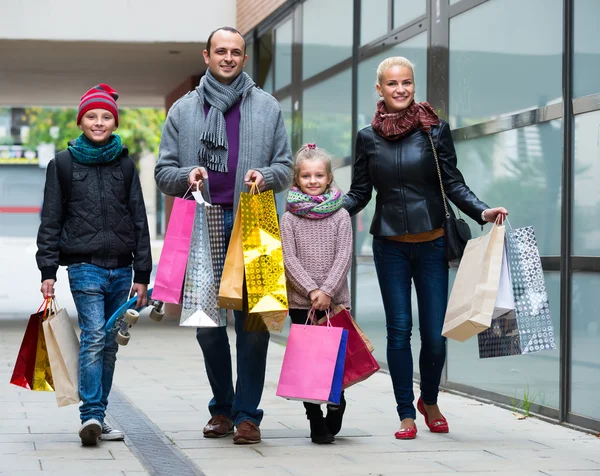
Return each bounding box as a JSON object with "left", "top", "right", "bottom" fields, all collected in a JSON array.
[{"left": 1, "top": 313, "right": 599, "bottom": 476}]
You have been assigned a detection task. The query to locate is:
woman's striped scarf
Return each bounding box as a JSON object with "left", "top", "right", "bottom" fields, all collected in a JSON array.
[{"left": 286, "top": 187, "right": 343, "bottom": 219}]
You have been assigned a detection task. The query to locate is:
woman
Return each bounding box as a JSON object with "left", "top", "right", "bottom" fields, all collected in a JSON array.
[{"left": 343, "top": 57, "right": 507, "bottom": 440}]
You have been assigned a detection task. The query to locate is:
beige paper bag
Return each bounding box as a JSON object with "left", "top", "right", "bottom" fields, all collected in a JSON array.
[
  {"left": 43, "top": 306, "right": 80, "bottom": 407},
  {"left": 442, "top": 223, "right": 506, "bottom": 342},
  {"left": 218, "top": 204, "right": 245, "bottom": 311}
]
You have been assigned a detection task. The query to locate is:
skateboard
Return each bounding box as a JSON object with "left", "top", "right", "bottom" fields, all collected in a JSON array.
[{"left": 105, "top": 288, "right": 165, "bottom": 345}]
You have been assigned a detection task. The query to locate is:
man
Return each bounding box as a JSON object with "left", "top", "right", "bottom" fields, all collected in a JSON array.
[{"left": 155, "top": 26, "right": 293, "bottom": 445}]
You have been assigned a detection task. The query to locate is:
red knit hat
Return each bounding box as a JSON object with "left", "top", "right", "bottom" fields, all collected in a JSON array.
[{"left": 77, "top": 84, "right": 119, "bottom": 126}]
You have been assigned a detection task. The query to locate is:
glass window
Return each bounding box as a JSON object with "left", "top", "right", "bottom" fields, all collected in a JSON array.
[
  {"left": 453, "top": 120, "right": 562, "bottom": 256},
  {"left": 393, "top": 0, "right": 426, "bottom": 29},
  {"left": 275, "top": 19, "right": 292, "bottom": 90},
  {"left": 573, "top": 110, "right": 600, "bottom": 256},
  {"left": 449, "top": 0, "right": 562, "bottom": 128},
  {"left": 244, "top": 41, "right": 254, "bottom": 79},
  {"left": 574, "top": 0, "right": 600, "bottom": 98},
  {"left": 303, "top": 0, "right": 353, "bottom": 79},
  {"left": 257, "top": 32, "right": 273, "bottom": 93},
  {"left": 356, "top": 32, "right": 427, "bottom": 255},
  {"left": 361, "top": 0, "right": 388, "bottom": 46},
  {"left": 571, "top": 273, "right": 600, "bottom": 420},
  {"left": 447, "top": 271, "right": 560, "bottom": 409},
  {"left": 302, "top": 68, "right": 352, "bottom": 160}
]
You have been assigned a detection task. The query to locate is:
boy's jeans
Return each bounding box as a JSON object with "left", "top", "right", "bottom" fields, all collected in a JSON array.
[{"left": 68, "top": 263, "right": 132, "bottom": 424}]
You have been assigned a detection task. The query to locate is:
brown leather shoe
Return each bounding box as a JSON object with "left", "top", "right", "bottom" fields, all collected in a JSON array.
[
  {"left": 203, "top": 415, "right": 233, "bottom": 438},
  {"left": 233, "top": 420, "right": 261, "bottom": 445}
]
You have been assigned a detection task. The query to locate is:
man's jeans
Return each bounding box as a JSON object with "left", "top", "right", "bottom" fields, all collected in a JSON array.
[
  {"left": 68, "top": 263, "right": 132, "bottom": 424},
  {"left": 195, "top": 208, "right": 270, "bottom": 426},
  {"left": 372, "top": 236, "right": 448, "bottom": 421}
]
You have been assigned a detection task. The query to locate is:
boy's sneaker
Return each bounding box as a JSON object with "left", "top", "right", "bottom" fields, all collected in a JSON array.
[
  {"left": 78, "top": 419, "right": 101, "bottom": 446},
  {"left": 100, "top": 422, "right": 125, "bottom": 441}
]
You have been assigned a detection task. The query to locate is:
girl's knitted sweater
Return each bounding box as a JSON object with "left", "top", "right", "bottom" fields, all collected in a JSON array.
[{"left": 280, "top": 207, "right": 352, "bottom": 309}]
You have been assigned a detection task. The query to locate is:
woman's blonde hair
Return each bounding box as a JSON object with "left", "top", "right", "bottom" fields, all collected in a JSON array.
[
  {"left": 293, "top": 143, "right": 334, "bottom": 189},
  {"left": 376, "top": 56, "right": 415, "bottom": 85}
]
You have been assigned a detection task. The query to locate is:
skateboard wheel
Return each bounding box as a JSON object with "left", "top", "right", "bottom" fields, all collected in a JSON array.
[
  {"left": 149, "top": 307, "right": 165, "bottom": 322},
  {"left": 124, "top": 309, "right": 139, "bottom": 325},
  {"left": 115, "top": 331, "right": 131, "bottom": 346}
]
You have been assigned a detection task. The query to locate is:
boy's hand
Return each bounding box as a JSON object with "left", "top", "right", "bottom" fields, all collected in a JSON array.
[
  {"left": 41, "top": 279, "right": 56, "bottom": 299},
  {"left": 131, "top": 283, "right": 148, "bottom": 308}
]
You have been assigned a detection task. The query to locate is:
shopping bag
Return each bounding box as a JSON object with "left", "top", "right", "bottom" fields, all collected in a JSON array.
[
  {"left": 10, "top": 299, "right": 54, "bottom": 391},
  {"left": 478, "top": 224, "right": 556, "bottom": 358},
  {"left": 318, "top": 309, "right": 379, "bottom": 389},
  {"left": 442, "top": 222, "right": 506, "bottom": 341},
  {"left": 180, "top": 191, "right": 224, "bottom": 327},
  {"left": 276, "top": 323, "right": 348, "bottom": 405},
  {"left": 239, "top": 185, "right": 288, "bottom": 332},
  {"left": 218, "top": 203, "right": 244, "bottom": 311},
  {"left": 330, "top": 304, "right": 375, "bottom": 352},
  {"left": 43, "top": 301, "right": 80, "bottom": 406},
  {"left": 493, "top": 241, "right": 515, "bottom": 319},
  {"left": 153, "top": 197, "right": 196, "bottom": 304}
]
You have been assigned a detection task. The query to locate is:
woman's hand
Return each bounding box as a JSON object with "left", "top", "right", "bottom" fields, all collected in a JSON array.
[
  {"left": 41, "top": 279, "right": 56, "bottom": 299},
  {"left": 309, "top": 290, "right": 331, "bottom": 311},
  {"left": 482, "top": 207, "right": 509, "bottom": 223},
  {"left": 131, "top": 283, "right": 148, "bottom": 309}
]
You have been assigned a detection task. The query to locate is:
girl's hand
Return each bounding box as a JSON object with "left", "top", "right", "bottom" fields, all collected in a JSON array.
[
  {"left": 309, "top": 290, "right": 331, "bottom": 311},
  {"left": 483, "top": 207, "right": 509, "bottom": 223}
]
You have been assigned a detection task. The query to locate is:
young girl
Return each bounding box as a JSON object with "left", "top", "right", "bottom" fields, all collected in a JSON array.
[
  {"left": 280, "top": 143, "right": 353, "bottom": 444},
  {"left": 36, "top": 84, "right": 152, "bottom": 446}
]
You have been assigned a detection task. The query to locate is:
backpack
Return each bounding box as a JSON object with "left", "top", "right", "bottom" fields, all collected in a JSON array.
[{"left": 55, "top": 150, "right": 136, "bottom": 206}]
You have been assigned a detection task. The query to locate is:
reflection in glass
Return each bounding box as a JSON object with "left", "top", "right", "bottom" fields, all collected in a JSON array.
[
  {"left": 303, "top": 0, "right": 352, "bottom": 79},
  {"left": 447, "top": 271, "right": 560, "bottom": 409},
  {"left": 361, "top": 0, "right": 388, "bottom": 46},
  {"left": 571, "top": 273, "right": 600, "bottom": 420},
  {"left": 257, "top": 32, "right": 273, "bottom": 93},
  {"left": 573, "top": 110, "right": 600, "bottom": 256},
  {"left": 245, "top": 41, "right": 254, "bottom": 79},
  {"left": 275, "top": 97, "right": 293, "bottom": 217},
  {"left": 453, "top": 120, "right": 562, "bottom": 256},
  {"left": 275, "top": 19, "right": 292, "bottom": 90},
  {"left": 393, "top": 0, "right": 426, "bottom": 29},
  {"left": 356, "top": 32, "right": 427, "bottom": 255},
  {"left": 302, "top": 69, "right": 352, "bottom": 160},
  {"left": 449, "top": 0, "right": 562, "bottom": 128},
  {"left": 574, "top": 0, "right": 600, "bottom": 98}
]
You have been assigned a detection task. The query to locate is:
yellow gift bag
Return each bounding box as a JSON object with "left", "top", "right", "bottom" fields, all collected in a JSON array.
[{"left": 239, "top": 184, "right": 288, "bottom": 332}]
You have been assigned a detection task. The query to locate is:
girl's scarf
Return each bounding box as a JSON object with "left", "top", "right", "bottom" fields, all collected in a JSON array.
[
  {"left": 196, "top": 70, "right": 255, "bottom": 173},
  {"left": 68, "top": 134, "right": 123, "bottom": 165},
  {"left": 371, "top": 99, "right": 440, "bottom": 140},
  {"left": 286, "top": 187, "right": 343, "bottom": 219}
]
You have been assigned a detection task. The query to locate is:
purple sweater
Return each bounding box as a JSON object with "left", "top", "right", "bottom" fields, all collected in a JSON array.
[
  {"left": 203, "top": 101, "right": 241, "bottom": 208},
  {"left": 280, "top": 208, "right": 352, "bottom": 309}
]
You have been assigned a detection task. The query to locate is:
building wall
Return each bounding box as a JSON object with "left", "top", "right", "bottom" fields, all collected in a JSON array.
[
  {"left": 0, "top": 0, "right": 235, "bottom": 43},
  {"left": 237, "top": 0, "right": 286, "bottom": 35}
]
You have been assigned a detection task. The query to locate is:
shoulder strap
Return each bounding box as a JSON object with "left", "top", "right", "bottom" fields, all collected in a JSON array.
[
  {"left": 427, "top": 132, "right": 461, "bottom": 219},
  {"left": 55, "top": 150, "right": 73, "bottom": 205},
  {"left": 118, "top": 155, "right": 136, "bottom": 200}
]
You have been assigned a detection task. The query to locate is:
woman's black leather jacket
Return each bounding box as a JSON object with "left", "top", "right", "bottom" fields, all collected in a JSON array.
[{"left": 343, "top": 120, "right": 488, "bottom": 236}]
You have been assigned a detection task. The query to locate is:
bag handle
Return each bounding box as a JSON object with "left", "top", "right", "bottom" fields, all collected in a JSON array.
[
  {"left": 305, "top": 308, "right": 331, "bottom": 327},
  {"left": 427, "top": 132, "right": 462, "bottom": 220},
  {"left": 249, "top": 181, "right": 260, "bottom": 195}
]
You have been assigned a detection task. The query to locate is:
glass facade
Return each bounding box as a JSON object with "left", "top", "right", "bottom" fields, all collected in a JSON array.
[{"left": 248, "top": 0, "right": 600, "bottom": 431}]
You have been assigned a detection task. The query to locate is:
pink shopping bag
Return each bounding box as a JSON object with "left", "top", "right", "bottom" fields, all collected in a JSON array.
[
  {"left": 276, "top": 324, "right": 348, "bottom": 405},
  {"left": 153, "top": 197, "right": 196, "bottom": 304}
]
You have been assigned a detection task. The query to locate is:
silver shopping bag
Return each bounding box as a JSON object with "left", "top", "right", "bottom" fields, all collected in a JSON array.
[
  {"left": 180, "top": 192, "right": 224, "bottom": 328},
  {"left": 477, "top": 224, "right": 557, "bottom": 358},
  {"left": 206, "top": 204, "right": 228, "bottom": 326}
]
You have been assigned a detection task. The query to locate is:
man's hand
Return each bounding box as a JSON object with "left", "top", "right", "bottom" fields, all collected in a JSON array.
[
  {"left": 244, "top": 170, "right": 265, "bottom": 191},
  {"left": 188, "top": 167, "right": 208, "bottom": 191},
  {"left": 41, "top": 279, "right": 56, "bottom": 299},
  {"left": 131, "top": 283, "right": 148, "bottom": 309},
  {"left": 309, "top": 289, "right": 331, "bottom": 311}
]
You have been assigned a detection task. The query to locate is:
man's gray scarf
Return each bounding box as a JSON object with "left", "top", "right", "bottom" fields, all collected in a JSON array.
[{"left": 196, "top": 70, "right": 255, "bottom": 173}]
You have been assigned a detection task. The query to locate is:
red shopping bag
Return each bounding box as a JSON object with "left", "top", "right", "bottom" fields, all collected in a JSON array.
[
  {"left": 153, "top": 197, "right": 196, "bottom": 304},
  {"left": 277, "top": 323, "right": 348, "bottom": 405},
  {"left": 319, "top": 308, "right": 380, "bottom": 389},
  {"left": 10, "top": 299, "right": 54, "bottom": 391}
]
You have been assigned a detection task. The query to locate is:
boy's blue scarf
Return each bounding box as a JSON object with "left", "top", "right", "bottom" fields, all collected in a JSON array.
[{"left": 68, "top": 134, "right": 123, "bottom": 165}]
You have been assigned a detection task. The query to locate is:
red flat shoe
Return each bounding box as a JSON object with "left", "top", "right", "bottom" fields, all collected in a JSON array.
[
  {"left": 417, "top": 397, "right": 449, "bottom": 433},
  {"left": 394, "top": 424, "right": 417, "bottom": 440}
]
